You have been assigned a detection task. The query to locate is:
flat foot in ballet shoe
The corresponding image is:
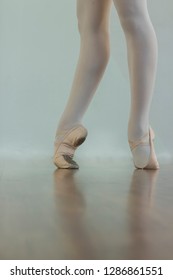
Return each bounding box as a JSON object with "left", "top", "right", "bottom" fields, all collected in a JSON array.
[
  {"left": 128, "top": 126, "right": 159, "bottom": 170},
  {"left": 53, "top": 124, "right": 88, "bottom": 169}
]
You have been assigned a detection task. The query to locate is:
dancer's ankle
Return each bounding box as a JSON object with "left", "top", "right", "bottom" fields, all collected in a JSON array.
[
  {"left": 56, "top": 122, "right": 80, "bottom": 135},
  {"left": 128, "top": 122, "right": 149, "bottom": 142}
]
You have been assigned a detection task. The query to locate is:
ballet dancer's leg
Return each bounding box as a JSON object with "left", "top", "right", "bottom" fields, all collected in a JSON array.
[
  {"left": 55, "top": 0, "right": 112, "bottom": 139},
  {"left": 113, "top": 0, "right": 158, "bottom": 167},
  {"left": 53, "top": 0, "right": 112, "bottom": 168}
]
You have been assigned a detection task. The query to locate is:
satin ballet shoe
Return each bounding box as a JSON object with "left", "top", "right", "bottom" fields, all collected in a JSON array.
[
  {"left": 128, "top": 126, "right": 159, "bottom": 170},
  {"left": 53, "top": 124, "right": 88, "bottom": 169}
]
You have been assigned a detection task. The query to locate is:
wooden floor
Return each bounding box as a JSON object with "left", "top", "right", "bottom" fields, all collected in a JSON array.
[{"left": 0, "top": 157, "right": 173, "bottom": 260}]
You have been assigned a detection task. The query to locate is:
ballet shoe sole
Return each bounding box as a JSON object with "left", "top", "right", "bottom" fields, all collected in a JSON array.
[
  {"left": 140, "top": 127, "right": 159, "bottom": 170},
  {"left": 74, "top": 136, "right": 87, "bottom": 147},
  {"left": 54, "top": 155, "right": 79, "bottom": 169},
  {"left": 140, "top": 132, "right": 159, "bottom": 170}
]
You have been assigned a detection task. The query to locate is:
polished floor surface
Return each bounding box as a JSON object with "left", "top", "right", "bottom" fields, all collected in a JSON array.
[{"left": 0, "top": 156, "right": 173, "bottom": 260}]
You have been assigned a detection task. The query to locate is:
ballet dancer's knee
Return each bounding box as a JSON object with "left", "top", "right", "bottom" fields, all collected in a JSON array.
[
  {"left": 119, "top": 14, "right": 150, "bottom": 36},
  {"left": 79, "top": 26, "right": 110, "bottom": 68},
  {"left": 77, "top": 9, "right": 107, "bottom": 35}
]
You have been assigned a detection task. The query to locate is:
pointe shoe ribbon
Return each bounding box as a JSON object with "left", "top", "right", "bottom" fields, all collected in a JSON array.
[
  {"left": 53, "top": 124, "right": 88, "bottom": 169},
  {"left": 128, "top": 126, "right": 159, "bottom": 170}
]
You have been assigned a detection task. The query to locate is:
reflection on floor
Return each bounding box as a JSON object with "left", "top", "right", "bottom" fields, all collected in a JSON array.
[{"left": 0, "top": 157, "right": 173, "bottom": 260}]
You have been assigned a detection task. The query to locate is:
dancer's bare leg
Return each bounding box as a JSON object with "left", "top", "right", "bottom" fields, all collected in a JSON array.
[
  {"left": 113, "top": 0, "right": 158, "bottom": 166},
  {"left": 55, "top": 0, "right": 112, "bottom": 140}
]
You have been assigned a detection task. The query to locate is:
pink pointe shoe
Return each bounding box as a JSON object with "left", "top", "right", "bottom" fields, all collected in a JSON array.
[
  {"left": 53, "top": 124, "right": 88, "bottom": 169},
  {"left": 128, "top": 126, "right": 159, "bottom": 170}
]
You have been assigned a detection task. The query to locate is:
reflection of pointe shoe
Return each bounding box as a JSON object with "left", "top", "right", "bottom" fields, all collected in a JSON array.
[
  {"left": 53, "top": 124, "right": 88, "bottom": 169},
  {"left": 128, "top": 126, "right": 159, "bottom": 170}
]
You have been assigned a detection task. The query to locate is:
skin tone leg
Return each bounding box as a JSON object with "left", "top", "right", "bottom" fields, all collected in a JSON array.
[
  {"left": 55, "top": 0, "right": 112, "bottom": 137},
  {"left": 55, "top": 0, "right": 158, "bottom": 167},
  {"left": 113, "top": 0, "right": 158, "bottom": 166}
]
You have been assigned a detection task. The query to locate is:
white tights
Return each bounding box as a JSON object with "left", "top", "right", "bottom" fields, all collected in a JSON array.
[{"left": 55, "top": 0, "right": 158, "bottom": 165}]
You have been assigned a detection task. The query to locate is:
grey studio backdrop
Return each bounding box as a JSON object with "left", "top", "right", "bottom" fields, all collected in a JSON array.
[{"left": 0, "top": 0, "right": 173, "bottom": 163}]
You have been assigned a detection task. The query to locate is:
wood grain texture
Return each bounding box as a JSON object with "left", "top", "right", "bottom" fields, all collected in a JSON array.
[{"left": 0, "top": 158, "right": 173, "bottom": 260}]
